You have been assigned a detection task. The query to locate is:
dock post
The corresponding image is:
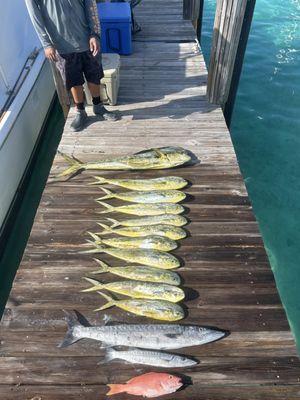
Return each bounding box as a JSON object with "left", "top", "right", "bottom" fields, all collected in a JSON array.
[
  {"left": 50, "top": 62, "right": 70, "bottom": 119},
  {"left": 207, "top": 0, "right": 256, "bottom": 124},
  {"left": 183, "top": 0, "right": 204, "bottom": 41}
]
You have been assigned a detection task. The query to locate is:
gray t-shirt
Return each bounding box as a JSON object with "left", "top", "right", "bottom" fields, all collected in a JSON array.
[{"left": 25, "top": 0, "right": 101, "bottom": 54}]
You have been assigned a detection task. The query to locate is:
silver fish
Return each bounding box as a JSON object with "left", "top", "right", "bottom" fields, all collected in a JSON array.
[
  {"left": 104, "top": 347, "right": 198, "bottom": 368},
  {"left": 59, "top": 310, "right": 226, "bottom": 350}
]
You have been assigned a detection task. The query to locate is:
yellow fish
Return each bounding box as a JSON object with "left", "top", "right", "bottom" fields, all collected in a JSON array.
[
  {"left": 83, "top": 277, "right": 185, "bottom": 303},
  {"left": 87, "top": 232, "right": 177, "bottom": 252},
  {"left": 96, "top": 223, "right": 187, "bottom": 241},
  {"left": 96, "top": 291, "right": 185, "bottom": 321},
  {"left": 90, "top": 176, "right": 188, "bottom": 191},
  {"left": 81, "top": 245, "right": 180, "bottom": 269},
  {"left": 97, "top": 201, "right": 185, "bottom": 216},
  {"left": 91, "top": 259, "right": 181, "bottom": 286},
  {"left": 106, "top": 215, "right": 188, "bottom": 227},
  {"left": 97, "top": 188, "right": 186, "bottom": 204}
]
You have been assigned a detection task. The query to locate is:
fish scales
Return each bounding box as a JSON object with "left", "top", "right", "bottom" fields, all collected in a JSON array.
[{"left": 59, "top": 311, "right": 226, "bottom": 349}]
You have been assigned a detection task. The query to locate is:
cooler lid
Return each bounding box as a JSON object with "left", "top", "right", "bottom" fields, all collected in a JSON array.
[{"left": 98, "top": 3, "right": 132, "bottom": 23}]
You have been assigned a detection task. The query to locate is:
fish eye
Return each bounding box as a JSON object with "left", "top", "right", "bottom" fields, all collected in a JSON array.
[{"left": 168, "top": 375, "right": 174, "bottom": 379}]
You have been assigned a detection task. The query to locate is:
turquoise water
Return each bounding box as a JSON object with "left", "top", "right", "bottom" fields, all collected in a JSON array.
[{"left": 201, "top": 0, "right": 300, "bottom": 350}]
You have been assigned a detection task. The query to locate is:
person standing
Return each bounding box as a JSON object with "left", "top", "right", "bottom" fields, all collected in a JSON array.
[{"left": 25, "top": 0, "right": 118, "bottom": 131}]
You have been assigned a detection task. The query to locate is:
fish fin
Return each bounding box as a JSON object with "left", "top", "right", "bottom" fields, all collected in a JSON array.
[
  {"left": 81, "top": 277, "right": 104, "bottom": 292},
  {"left": 91, "top": 259, "right": 110, "bottom": 274},
  {"left": 95, "top": 291, "right": 115, "bottom": 311},
  {"left": 107, "top": 384, "right": 126, "bottom": 396},
  {"left": 88, "top": 176, "right": 107, "bottom": 185},
  {"left": 79, "top": 241, "right": 100, "bottom": 254},
  {"left": 153, "top": 148, "right": 168, "bottom": 160},
  {"left": 106, "top": 218, "right": 120, "bottom": 228},
  {"left": 96, "top": 201, "right": 115, "bottom": 214},
  {"left": 58, "top": 309, "right": 89, "bottom": 348},
  {"left": 56, "top": 152, "right": 84, "bottom": 178},
  {"left": 96, "top": 222, "right": 112, "bottom": 234},
  {"left": 96, "top": 187, "right": 114, "bottom": 201},
  {"left": 104, "top": 347, "right": 117, "bottom": 363},
  {"left": 87, "top": 231, "right": 101, "bottom": 243}
]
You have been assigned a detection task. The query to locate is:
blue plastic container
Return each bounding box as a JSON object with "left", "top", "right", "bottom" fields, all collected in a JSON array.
[{"left": 97, "top": 3, "right": 132, "bottom": 55}]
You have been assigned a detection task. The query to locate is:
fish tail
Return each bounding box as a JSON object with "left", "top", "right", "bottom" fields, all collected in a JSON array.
[
  {"left": 87, "top": 231, "right": 102, "bottom": 243},
  {"left": 95, "top": 291, "right": 115, "bottom": 311},
  {"left": 106, "top": 218, "right": 120, "bottom": 228},
  {"left": 88, "top": 176, "right": 107, "bottom": 185},
  {"left": 91, "top": 259, "right": 110, "bottom": 274},
  {"left": 104, "top": 347, "right": 117, "bottom": 363},
  {"left": 58, "top": 310, "right": 90, "bottom": 348},
  {"left": 107, "top": 384, "right": 126, "bottom": 396},
  {"left": 82, "top": 277, "right": 104, "bottom": 292},
  {"left": 96, "top": 187, "right": 114, "bottom": 201},
  {"left": 56, "top": 151, "right": 84, "bottom": 177},
  {"left": 96, "top": 222, "right": 112, "bottom": 234},
  {"left": 79, "top": 241, "right": 105, "bottom": 254},
  {"left": 96, "top": 201, "right": 115, "bottom": 214}
]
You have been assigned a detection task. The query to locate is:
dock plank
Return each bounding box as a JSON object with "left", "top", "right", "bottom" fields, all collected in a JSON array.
[{"left": 1, "top": 0, "right": 299, "bottom": 398}]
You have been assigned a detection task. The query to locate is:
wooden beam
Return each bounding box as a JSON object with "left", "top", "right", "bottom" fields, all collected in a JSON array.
[{"left": 207, "top": 0, "right": 255, "bottom": 107}]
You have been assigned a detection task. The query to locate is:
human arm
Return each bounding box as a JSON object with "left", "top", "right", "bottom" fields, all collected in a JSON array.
[{"left": 84, "top": 0, "right": 101, "bottom": 40}]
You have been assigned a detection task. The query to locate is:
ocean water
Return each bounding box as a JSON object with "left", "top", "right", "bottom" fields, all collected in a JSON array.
[{"left": 201, "top": 0, "right": 300, "bottom": 350}]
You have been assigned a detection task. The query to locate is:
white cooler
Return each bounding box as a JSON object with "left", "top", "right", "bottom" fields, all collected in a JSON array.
[{"left": 84, "top": 53, "right": 120, "bottom": 106}]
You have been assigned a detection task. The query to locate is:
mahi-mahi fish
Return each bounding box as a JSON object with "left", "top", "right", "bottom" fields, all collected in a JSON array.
[
  {"left": 57, "top": 147, "right": 191, "bottom": 177},
  {"left": 91, "top": 259, "right": 181, "bottom": 286},
  {"left": 97, "top": 188, "right": 186, "bottom": 204},
  {"left": 90, "top": 176, "right": 188, "bottom": 191},
  {"left": 97, "top": 201, "right": 185, "bottom": 216},
  {"left": 59, "top": 310, "right": 226, "bottom": 349},
  {"left": 82, "top": 277, "right": 185, "bottom": 303},
  {"left": 86, "top": 231, "right": 178, "bottom": 251},
  {"left": 81, "top": 245, "right": 180, "bottom": 269},
  {"left": 105, "top": 214, "right": 188, "bottom": 227},
  {"left": 96, "top": 223, "right": 187, "bottom": 240}
]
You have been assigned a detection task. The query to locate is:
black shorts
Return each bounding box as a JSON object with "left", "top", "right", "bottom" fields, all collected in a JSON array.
[{"left": 56, "top": 50, "right": 104, "bottom": 91}]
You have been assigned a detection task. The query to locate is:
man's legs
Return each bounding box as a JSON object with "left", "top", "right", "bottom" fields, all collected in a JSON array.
[
  {"left": 70, "top": 85, "right": 87, "bottom": 131},
  {"left": 87, "top": 82, "right": 118, "bottom": 121}
]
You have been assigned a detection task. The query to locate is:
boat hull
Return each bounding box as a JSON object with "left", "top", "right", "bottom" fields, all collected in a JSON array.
[{"left": 0, "top": 57, "right": 55, "bottom": 229}]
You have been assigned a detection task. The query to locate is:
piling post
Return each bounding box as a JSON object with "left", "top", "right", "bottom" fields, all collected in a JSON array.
[{"left": 207, "top": 0, "right": 256, "bottom": 123}]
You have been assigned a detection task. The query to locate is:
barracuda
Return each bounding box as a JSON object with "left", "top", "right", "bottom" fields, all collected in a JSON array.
[{"left": 59, "top": 310, "right": 226, "bottom": 349}]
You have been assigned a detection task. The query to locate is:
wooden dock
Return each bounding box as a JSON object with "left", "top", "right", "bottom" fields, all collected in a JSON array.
[{"left": 1, "top": 1, "right": 300, "bottom": 399}]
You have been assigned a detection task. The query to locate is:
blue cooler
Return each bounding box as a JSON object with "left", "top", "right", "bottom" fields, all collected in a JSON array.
[{"left": 97, "top": 3, "right": 132, "bottom": 55}]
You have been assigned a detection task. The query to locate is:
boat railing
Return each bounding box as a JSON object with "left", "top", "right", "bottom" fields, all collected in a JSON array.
[{"left": 0, "top": 47, "right": 41, "bottom": 120}]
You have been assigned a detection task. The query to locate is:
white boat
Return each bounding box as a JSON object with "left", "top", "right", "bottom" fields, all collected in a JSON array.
[{"left": 0, "top": 0, "right": 56, "bottom": 232}]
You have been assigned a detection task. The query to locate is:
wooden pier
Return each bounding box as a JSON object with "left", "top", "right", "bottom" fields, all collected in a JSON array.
[{"left": 1, "top": 0, "right": 300, "bottom": 399}]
